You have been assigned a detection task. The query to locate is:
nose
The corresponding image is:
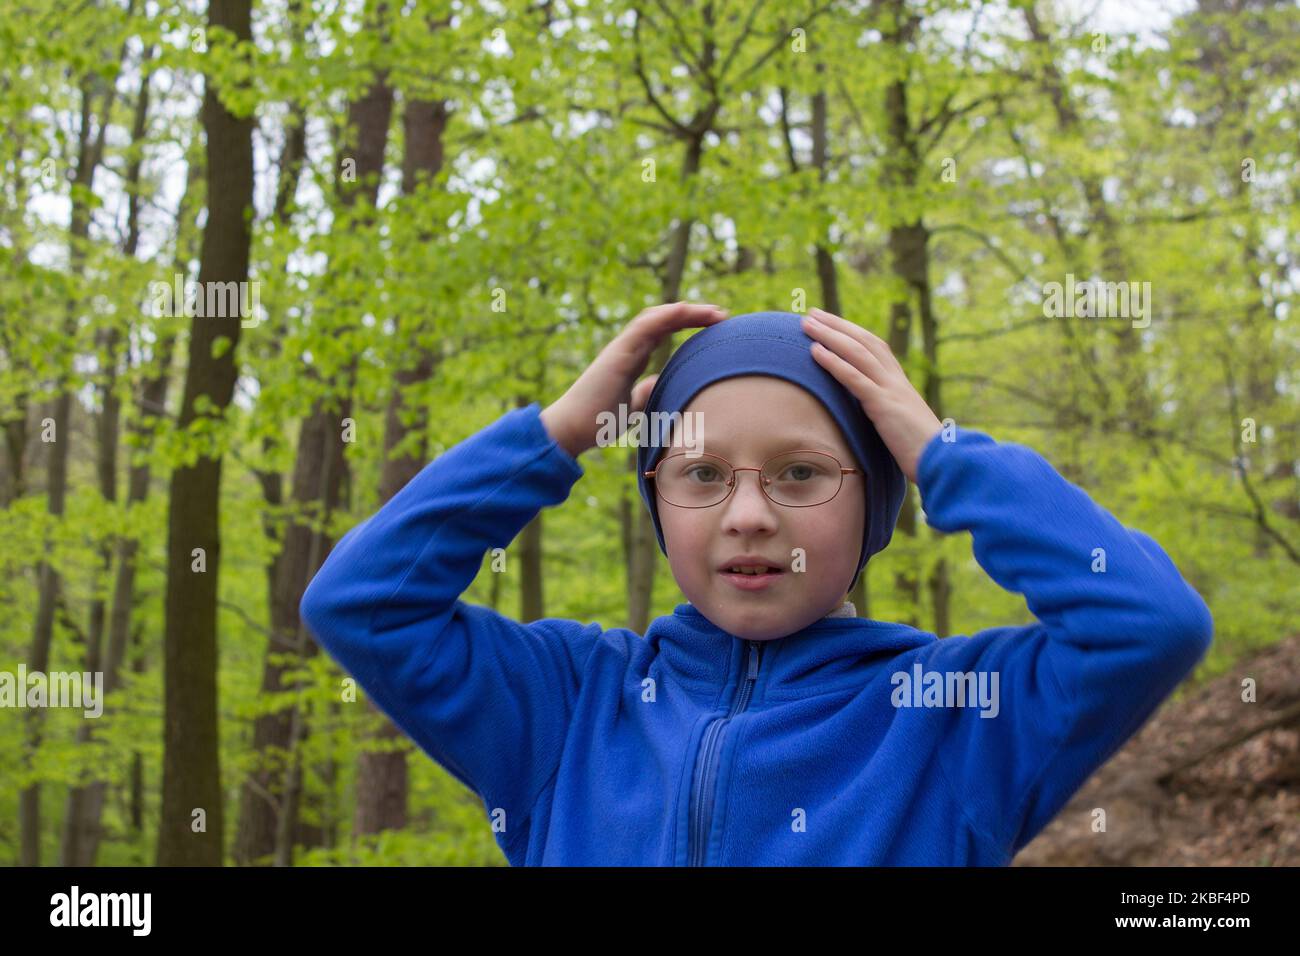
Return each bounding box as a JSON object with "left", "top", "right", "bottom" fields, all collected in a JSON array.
[{"left": 719, "top": 469, "right": 780, "bottom": 535}]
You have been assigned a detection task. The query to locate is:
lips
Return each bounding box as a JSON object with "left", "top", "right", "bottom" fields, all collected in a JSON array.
[
  {"left": 717, "top": 555, "right": 786, "bottom": 574},
  {"left": 719, "top": 567, "right": 784, "bottom": 591},
  {"left": 717, "top": 555, "right": 786, "bottom": 592}
]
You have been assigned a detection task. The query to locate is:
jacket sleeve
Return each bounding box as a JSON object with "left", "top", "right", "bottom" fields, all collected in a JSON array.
[
  {"left": 916, "top": 425, "right": 1214, "bottom": 858},
  {"left": 299, "top": 401, "right": 602, "bottom": 846}
]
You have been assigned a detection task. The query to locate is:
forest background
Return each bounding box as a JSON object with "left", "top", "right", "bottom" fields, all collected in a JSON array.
[{"left": 1, "top": 0, "right": 1296, "bottom": 866}]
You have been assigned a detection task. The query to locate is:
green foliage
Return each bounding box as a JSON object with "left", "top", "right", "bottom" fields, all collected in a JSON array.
[{"left": 1, "top": 0, "right": 1296, "bottom": 867}]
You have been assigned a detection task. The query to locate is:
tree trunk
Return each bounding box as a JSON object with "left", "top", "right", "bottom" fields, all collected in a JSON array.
[
  {"left": 156, "top": 0, "right": 255, "bottom": 867},
  {"left": 115, "top": 147, "right": 200, "bottom": 860},
  {"left": 879, "top": 0, "right": 925, "bottom": 629},
  {"left": 20, "top": 58, "right": 120, "bottom": 867},
  {"left": 916, "top": 231, "right": 950, "bottom": 637},
  {"left": 519, "top": 390, "right": 546, "bottom": 623},
  {"left": 62, "top": 48, "right": 157, "bottom": 865},
  {"left": 235, "top": 12, "right": 394, "bottom": 862},
  {"left": 805, "top": 62, "right": 875, "bottom": 618},
  {"left": 232, "top": 20, "right": 309, "bottom": 864},
  {"left": 355, "top": 89, "right": 449, "bottom": 841}
]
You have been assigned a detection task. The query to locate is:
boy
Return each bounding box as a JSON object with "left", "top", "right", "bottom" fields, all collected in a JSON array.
[{"left": 300, "top": 303, "right": 1213, "bottom": 865}]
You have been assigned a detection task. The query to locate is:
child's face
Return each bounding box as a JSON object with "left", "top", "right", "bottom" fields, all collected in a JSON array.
[{"left": 655, "top": 376, "right": 866, "bottom": 641}]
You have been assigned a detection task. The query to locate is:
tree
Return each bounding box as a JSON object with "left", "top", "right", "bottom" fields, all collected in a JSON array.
[{"left": 157, "top": 0, "right": 256, "bottom": 867}]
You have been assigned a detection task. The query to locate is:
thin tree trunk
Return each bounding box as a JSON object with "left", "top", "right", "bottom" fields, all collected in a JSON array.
[
  {"left": 916, "top": 238, "right": 950, "bottom": 637},
  {"left": 878, "top": 0, "right": 953, "bottom": 635},
  {"left": 880, "top": 0, "right": 924, "bottom": 629},
  {"left": 232, "top": 12, "right": 309, "bottom": 864},
  {"left": 1, "top": 402, "right": 26, "bottom": 505},
  {"left": 156, "top": 0, "right": 255, "bottom": 867},
  {"left": 236, "top": 7, "right": 394, "bottom": 862},
  {"left": 355, "top": 89, "right": 449, "bottom": 840},
  {"left": 805, "top": 62, "right": 877, "bottom": 618},
  {"left": 62, "top": 46, "right": 157, "bottom": 865},
  {"left": 0, "top": 153, "right": 30, "bottom": 504},
  {"left": 518, "top": 512, "right": 545, "bottom": 621},
  {"left": 274, "top": 68, "right": 394, "bottom": 859},
  {"left": 21, "top": 55, "right": 121, "bottom": 866},
  {"left": 114, "top": 147, "right": 200, "bottom": 859},
  {"left": 516, "top": 394, "right": 546, "bottom": 621}
]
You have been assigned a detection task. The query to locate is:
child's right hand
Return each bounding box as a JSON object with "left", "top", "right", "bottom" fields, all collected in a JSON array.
[{"left": 540, "top": 301, "right": 729, "bottom": 458}]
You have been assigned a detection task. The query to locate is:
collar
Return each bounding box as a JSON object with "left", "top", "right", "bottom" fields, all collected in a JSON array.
[{"left": 644, "top": 603, "right": 935, "bottom": 702}]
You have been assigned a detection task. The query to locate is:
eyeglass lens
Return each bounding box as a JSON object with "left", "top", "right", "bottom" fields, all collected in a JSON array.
[{"left": 655, "top": 452, "right": 844, "bottom": 507}]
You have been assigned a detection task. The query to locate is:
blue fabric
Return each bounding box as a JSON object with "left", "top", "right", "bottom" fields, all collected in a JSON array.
[
  {"left": 301, "top": 401, "right": 1214, "bottom": 865},
  {"left": 636, "top": 311, "right": 907, "bottom": 593}
]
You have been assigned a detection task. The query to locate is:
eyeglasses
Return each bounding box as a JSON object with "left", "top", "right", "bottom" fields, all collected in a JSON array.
[{"left": 644, "top": 450, "right": 863, "bottom": 509}]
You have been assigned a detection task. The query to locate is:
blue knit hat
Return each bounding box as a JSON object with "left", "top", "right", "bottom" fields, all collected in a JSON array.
[{"left": 635, "top": 311, "right": 908, "bottom": 593}]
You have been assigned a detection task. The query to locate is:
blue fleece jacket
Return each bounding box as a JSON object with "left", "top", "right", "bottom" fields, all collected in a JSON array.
[{"left": 299, "top": 402, "right": 1214, "bottom": 866}]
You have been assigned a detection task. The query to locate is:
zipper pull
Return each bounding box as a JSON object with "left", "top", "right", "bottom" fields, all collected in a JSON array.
[{"left": 747, "top": 641, "right": 761, "bottom": 680}]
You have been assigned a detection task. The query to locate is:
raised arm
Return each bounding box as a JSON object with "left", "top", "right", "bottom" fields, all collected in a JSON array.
[
  {"left": 299, "top": 402, "right": 600, "bottom": 852},
  {"left": 796, "top": 306, "right": 1212, "bottom": 858},
  {"left": 915, "top": 427, "right": 1214, "bottom": 857}
]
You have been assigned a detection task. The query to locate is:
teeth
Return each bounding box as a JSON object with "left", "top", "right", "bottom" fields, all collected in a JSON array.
[{"left": 728, "top": 566, "right": 775, "bottom": 575}]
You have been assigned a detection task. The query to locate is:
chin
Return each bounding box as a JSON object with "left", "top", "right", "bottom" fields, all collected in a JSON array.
[
  {"left": 734, "top": 626, "right": 789, "bottom": 642},
  {"left": 711, "top": 607, "right": 799, "bottom": 642}
]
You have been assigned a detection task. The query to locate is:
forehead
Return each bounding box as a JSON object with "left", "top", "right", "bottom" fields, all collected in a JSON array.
[{"left": 666, "top": 375, "right": 850, "bottom": 456}]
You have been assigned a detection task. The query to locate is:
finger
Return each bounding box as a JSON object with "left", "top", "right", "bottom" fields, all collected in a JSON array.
[
  {"left": 802, "top": 314, "right": 889, "bottom": 383},
  {"left": 614, "top": 302, "right": 728, "bottom": 367},
  {"left": 640, "top": 301, "right": 729, "bottom": 336},
  {"left": 593, "top": 305, "right": 717, "bottom": 393},
  {"left": 629, "top": 374, "right": 659, "bottom": 413},
  {"left": 807, "top": 307, "right": 895, "bottom": 366},
  {"left": 810, "top": 341, "right": 881, "bottom": 406}
]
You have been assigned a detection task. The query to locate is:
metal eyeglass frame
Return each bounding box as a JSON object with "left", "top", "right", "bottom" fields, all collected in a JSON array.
[{"left": 643, "top": 450, "right": 864, "bottom": 509}]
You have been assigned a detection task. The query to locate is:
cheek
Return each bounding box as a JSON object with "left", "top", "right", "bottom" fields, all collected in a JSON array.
[
  {"left": 796, "top": 510, "right": 850, "bottom": 546},
  {"left": 796, "top": 508, "right": 864, "bottom": 566},
  {"left": 661, "top": 512, "right": 711, "bottom": 570}
]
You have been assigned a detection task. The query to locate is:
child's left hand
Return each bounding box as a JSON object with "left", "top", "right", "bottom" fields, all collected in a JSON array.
[{"left": 802, "top": 307, "right": 944, "bottom": 484}]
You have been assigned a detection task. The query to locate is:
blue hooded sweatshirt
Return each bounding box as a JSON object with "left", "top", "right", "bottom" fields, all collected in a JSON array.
[{"left": 299, "top": 401, "right": 1214, "bottom": 866}]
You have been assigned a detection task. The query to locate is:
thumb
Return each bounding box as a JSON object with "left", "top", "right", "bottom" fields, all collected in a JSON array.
[{"left": 629, "top": 374, "right": 659, "bottom": 414}]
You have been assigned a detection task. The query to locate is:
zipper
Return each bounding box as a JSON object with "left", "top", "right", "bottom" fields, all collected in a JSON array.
[{"left": 687, "top": 639, "right": 763, "bottom": 866}]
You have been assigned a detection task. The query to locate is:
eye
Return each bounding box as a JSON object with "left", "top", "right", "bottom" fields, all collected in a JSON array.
[
  {"left": 774, "top": 459, "right": 833, "bottom": 481},
  {"left": 683, "top": 464, "right": 723, "bottom": 483}
]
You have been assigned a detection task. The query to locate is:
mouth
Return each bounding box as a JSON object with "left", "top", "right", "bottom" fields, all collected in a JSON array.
[{"left": 718, "top": 564, "right": 785, "bottom": 591}]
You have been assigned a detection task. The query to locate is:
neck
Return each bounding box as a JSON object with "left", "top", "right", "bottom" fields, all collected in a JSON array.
[{"left": 825, "top": 600, "right": 857, "bottom": 619}]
